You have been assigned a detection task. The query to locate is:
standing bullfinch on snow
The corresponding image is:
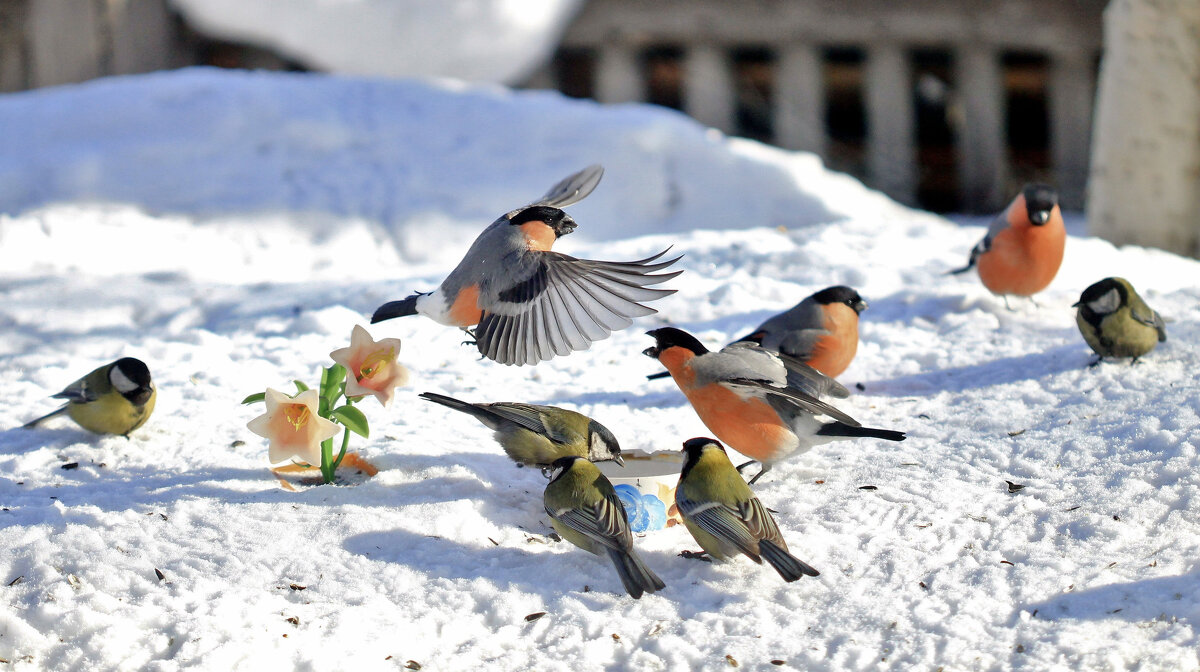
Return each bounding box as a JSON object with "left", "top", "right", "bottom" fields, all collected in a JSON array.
[
  {"left": 1074, "top": 277, "right": 1167, "bottom": 366},
  {"left": 950, "top": 183, "right": 1065, "bottom": 307},
  {"left": 643, "top": 327, "right": 905, "bottom": 484},
  {"left": 647, "top": 286, "right": 868, "bottom": 381},
  {"left": 371, "top": 165, "right": 682, "bottom": 366},
  {"left": 543, "top": 456, "right": 666, "bottom": 599},
  {"left": 675, "top": 438, "right": 820, "bottom": 582}
]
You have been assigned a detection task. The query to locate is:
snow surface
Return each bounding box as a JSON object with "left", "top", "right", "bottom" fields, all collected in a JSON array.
[
  {"left": 2, "top": 70, "right": 1200, "bottom": 671},
  {"left": 168, "top": 0, "right": 582, "bottom": 85}
]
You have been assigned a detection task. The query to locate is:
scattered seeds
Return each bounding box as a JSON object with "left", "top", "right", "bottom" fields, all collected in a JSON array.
[
  {"left": 1064, "top": 506, "right": 1081, "bottom": 512},
  {"left": 286, "top": 616, "right": 300, "bottom": 626},
  {"left": 855, "top": 383, "right": 866, "bottom": 391},
  {"left": 60, "top": 462, "right": 79, "bottom": 470},
  {"left": 1000, "top": 560, "right": 1014, "bottom": 566},
  {"left": 858, "top": 485, "right": 877, "bottom": 491},
  {"left": 1113, "top": 515, "right": 1120, "bottom": 521},
  {"left": 919, "top": 582, "right": 928, "bottom": 590},
  {"left": 289, "top": 583, "right": 307, "bottom": 591},
  {"left": 1006, "top": 481, "right": 1025, "bottom": 493},
  {"left": 611, "top": 633, "right": 620, "bottom": 642},
  {"left": 404, "top": 661, "right": 422, "bottom": 670},
  {"left": 230, "top": 440, "right": 245, "bottom": 448},
  {"left": 487, "top": 537, "right": 499, "bottom": 546},
  {"left": 726, "top": 654, "right": 739, "bottom": 667},
  {"left": 1007, "top": 429, "right": 1027, "bottom": 437},
  {"left": 525, "top": 612, "right": 546, "bottom": 622},
  {"left": 771, "top": 661, "right": 786, "bottom": 666},
  {"left": 154, "top": 568, "right": 165, "bottom": 581},
  {"left": 7, "top": 576, "right": 23, "bottom": 587},
  {"left": 814, "top": 480, "right": 825, "bottom": 485}
]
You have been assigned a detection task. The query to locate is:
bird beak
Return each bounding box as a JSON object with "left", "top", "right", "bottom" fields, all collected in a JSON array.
[
  {"left": 556, "top": 215, "right": 578, "bottom": 236},
  {"left": 642, "top": 346, "right": 659, "bottom": 359},
  {"left": 613, "top": 455, "right": 625, "bottom": 467},
  {"left": 1071, "top": 300, "right": 1082, "bottom": 308},
  {"left": 1030, "top": 210, "right": 1051, "bottom": 225}
]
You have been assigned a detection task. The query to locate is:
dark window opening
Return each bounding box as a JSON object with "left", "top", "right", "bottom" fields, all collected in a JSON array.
[
  {"left": 643, "top": 46, "right": 684, "bottom": 111},
  {"left": 912, "top": 49, "right": 958, "bottom": 212},
  {"left": 732, "top": 47, "right": 775, "bottom": 143},
  {"left": 1003, "top": 51, "right": 1050, "bottom": 191},
  {"left": 823, "top": 46, "right": 866, "bottom": 181},
  {"left": 554, "top": 47, "right": 595, "bottom": 99}
]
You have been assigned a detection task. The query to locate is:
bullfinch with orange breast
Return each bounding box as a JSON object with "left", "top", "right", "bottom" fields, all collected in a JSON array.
[
  {"left": 647, "top": 285, "right": 867, "bottom": 381},
  {"left": 643, "top": 327, "right": 905, "bottom": 484},
  {"left": 371, "top": 165, "right": 682, "bottom": 366},
  {"left": 950, "top": 183, "right": 1065, "bottom": 307}
]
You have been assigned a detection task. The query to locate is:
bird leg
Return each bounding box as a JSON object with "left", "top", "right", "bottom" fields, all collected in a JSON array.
[
  {"left": 459, "top": 327, "right": 477, "bottom": 347},
  {"left": 747, "top": 463, "right": 771, "bottom": 485},
  {"left": 1088, "top": 355, "right": 1103, "bottom": 368},
  {"left": 679, "top": 550, "right": 713, "bottom": 563},
  {"left": 1003, "top": 295, "right": 1014, "bottom": 311},
  {"left": 735, "top": 459, "right": 759, "bottom": 474}
]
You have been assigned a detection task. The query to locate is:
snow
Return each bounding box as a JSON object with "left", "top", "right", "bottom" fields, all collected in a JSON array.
[
  {"left": 2, "top": 69, "right": 1199, "bottom": 670},
  {"left": 168, "top": 0, "right": 583, "bottom": 85}
]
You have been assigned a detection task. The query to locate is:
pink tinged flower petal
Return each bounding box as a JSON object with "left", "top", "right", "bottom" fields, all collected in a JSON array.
[
  {"left": 247, "top": 388, "right": 339, "bottom": 466},
  {"left": 330, "top": 325, "right": 411, "bottom": 407}
]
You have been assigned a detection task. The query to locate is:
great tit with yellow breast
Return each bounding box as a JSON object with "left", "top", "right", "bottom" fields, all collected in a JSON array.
[
  {"left": 675, "top": 438, "right": 819, "bottom": 582},
  {"left": 1074, "top": 277, "right": 1166, "bottom": 366},
  {"left": 543, "top": 455, "right": 666, "bottom": 598},
  {"left": 23, "top": 357, "right": 156, "bottom": 436},
  {"left": 419, "top": 392, "right": 623, "bottom": 468}
]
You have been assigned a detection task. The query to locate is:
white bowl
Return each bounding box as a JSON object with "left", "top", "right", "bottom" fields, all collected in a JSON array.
[{"left": 597, "top": 450, "right": 684, "bottom": 532}]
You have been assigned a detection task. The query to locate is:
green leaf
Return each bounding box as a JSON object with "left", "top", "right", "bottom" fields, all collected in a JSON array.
[
  {"left": 293, "top": 380, "right": 310, "bottom": 394},
  {"left": 241, "top": 392, "right": 266, "bottom": 405},
  {"left": 330, "top": 405, "right": 369, "bottom": 438}
]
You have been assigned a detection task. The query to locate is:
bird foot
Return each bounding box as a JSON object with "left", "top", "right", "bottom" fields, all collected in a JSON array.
[
  {"left": 679, "top": 550, "right": 712, "bottom": 563},
  {"left": 1088, "top": 356, "right": 1103, "bottom": 369}
]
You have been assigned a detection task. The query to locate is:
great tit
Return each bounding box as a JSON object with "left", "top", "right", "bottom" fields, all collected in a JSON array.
[
  {"left": 648, "top": 285, "right": 868, "bottom": 381},
  {"left": 371, "top": 165, "right": 681, "bottom": 366},
  {"left": 1074, "top": 277, "right": 1167, "bottom": 366},
  {"left": 543, "top": 456, "right": 665, "bottom": 599},
  {"left": 644, "top": 327, "right": 904, "bottom": 484},
  {"left": 675, "top": 438, "right": 819, "bottom": 582},
  {"left": 419, "top": 392, "right": 624, "bottom": 468},
  {"left": 23, "top": 357, "right": 156, "bottom": 436},
  {"left": 950, "top": 184, "right": 1065, "bottom": 308}
]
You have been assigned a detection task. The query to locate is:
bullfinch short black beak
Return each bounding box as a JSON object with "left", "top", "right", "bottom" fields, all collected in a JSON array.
[{"left": 1030, "top": 210, "right": 1051, "bottom": 225}]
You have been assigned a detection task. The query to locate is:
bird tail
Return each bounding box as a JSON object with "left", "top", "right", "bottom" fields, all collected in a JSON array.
[
  {"left": 645, "top": 370, "right": 671, "bottom": 381},
  {"left": 418, "top": 391, "right": 490, "bottom": 419},
  {"left": 759, "top": 539, "right": 820, "bottom": 582},
  {"left": 22, "top": 405, "right": 68, "bottom": 429},
  {"left": 946, "top": 262, "right": 974, "bottom": 275},
  {"left": 607, "top": 548, "right": 665, "bottom": 599},
  {"left": 371, "top": 294, "right": 420, "bottom": 323},
  {"left": 817, "top": 422, "right": 906, "bottom": 442}
]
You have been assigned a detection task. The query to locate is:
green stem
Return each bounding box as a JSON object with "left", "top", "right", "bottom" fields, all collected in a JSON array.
[
  {"left": 319, "top": 437, "right": 335, "bottom": 484},
  {"left": 332, "top": 426, "right": 350, "bottom": 472}
]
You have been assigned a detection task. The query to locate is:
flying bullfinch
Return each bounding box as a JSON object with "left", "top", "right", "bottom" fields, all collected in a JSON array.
[
  {"left": 675, "top": 438, "right": 820, "bottom": 582},
  {"left": 950, "top": 184, "right": 1065, "bottom": 306},
  {"left": 647, "top": 285, "right": 868, "bottom": 381},
  {"left": 419, "top": 391, "right": 624, "bottom": 468},
  {"left": 543, "top": 456, "right": 666, "bottom": 599},
  {"left": 643, "top": 327, "right": 905, "bottom": 484},
  {"left": 371, "top": 165, "right": 682, "bottom": 366},
  {"left": 23, "top": 358, "right": 156, "bottom": 436},
  {"left": 1074, "top": 277, "right": 1166, "bottom": 366}
]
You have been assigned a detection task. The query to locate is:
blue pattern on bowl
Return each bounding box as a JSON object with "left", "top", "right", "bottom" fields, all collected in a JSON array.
[{"left": 614, "top": 484, "right": 669, "bottom": 532}]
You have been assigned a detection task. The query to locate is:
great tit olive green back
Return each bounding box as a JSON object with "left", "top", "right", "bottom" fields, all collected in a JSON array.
[
  {"left": 675, "top": 438, "right": 819, "bottom": 582},
  {"left": 23, "top": 358, "right": 156, "bottom": 436},
  {"left": 419, "top": 392, "right": 623, "bottom": 467},
  {"left": 1074, "top": 277, "right": 1166, "bottom": 365},
  {"left": 543, "top": 456, "right": 665, "bottom": 598}
]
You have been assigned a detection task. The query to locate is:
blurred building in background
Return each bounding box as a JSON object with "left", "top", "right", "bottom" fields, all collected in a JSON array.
[
  {"left": 1, "top": 0, "right": 1104, "bottom": 215},
  {"left": 534, "top": 0, "right": 1105, "bottom": 213}
]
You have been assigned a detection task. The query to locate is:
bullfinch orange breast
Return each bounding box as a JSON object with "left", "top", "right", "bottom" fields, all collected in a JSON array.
[
  {"left": 951, "top": 184, "right": 1065, "bottom": 304},
  {"left": 643, "top": 327, "right": 905, "bottom": 484},
  {"left": 371, "top": 165, "right": 682, "bottom": 366}
]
